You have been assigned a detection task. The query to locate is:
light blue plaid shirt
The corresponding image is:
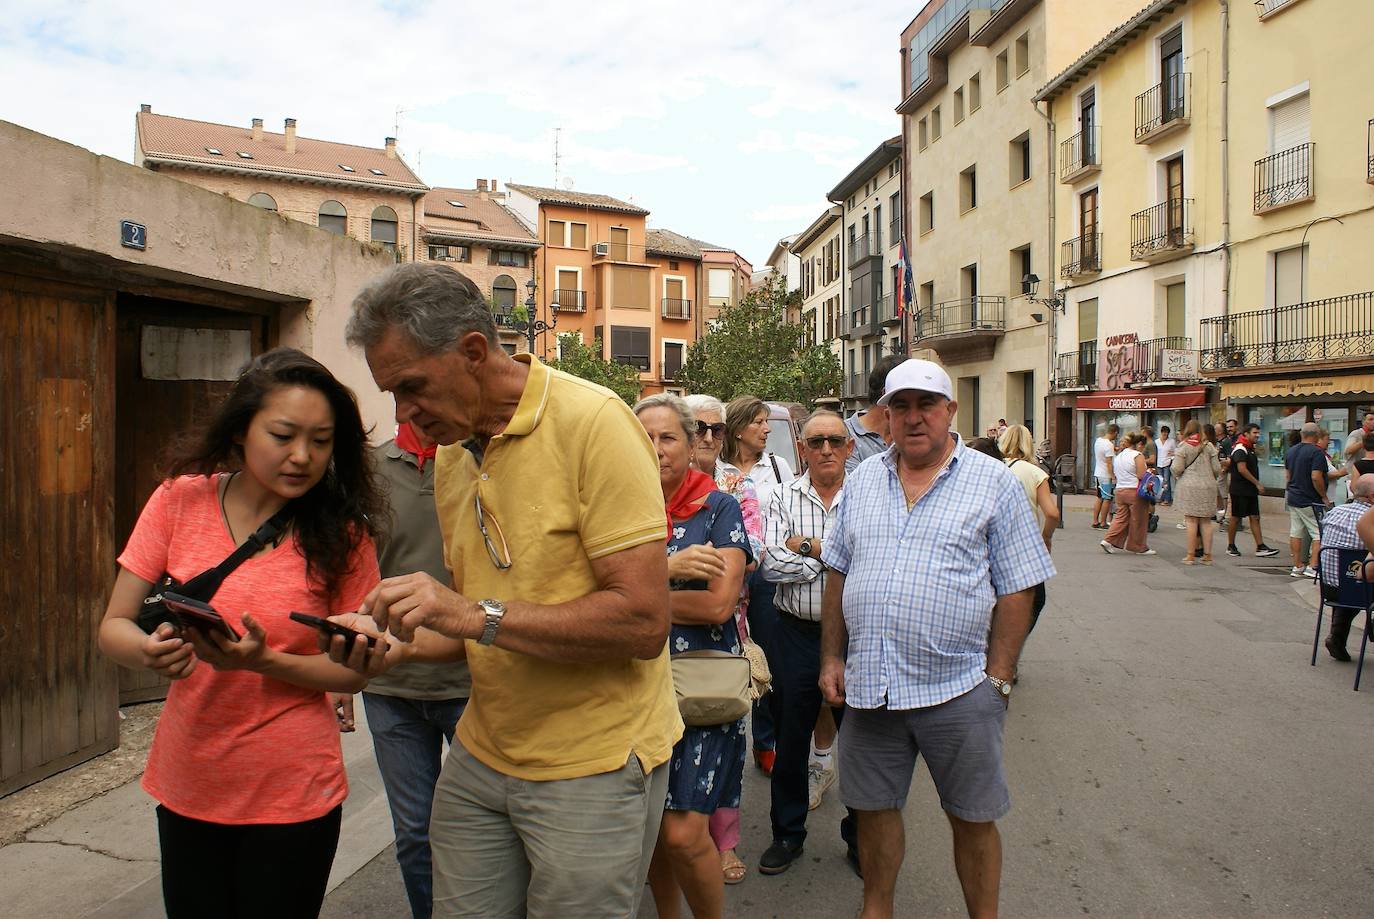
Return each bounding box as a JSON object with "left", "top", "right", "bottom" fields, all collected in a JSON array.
[{"left": 822, "top": 437, "right": 1056, "bottom": 710}]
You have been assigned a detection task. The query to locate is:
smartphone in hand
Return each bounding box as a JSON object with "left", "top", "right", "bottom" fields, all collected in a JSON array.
[
  {"left": 162, "top": 592, "right": 240, "bottom": 642},
  {"left": 289, "top": 612, "right": 378, "bottom": 657}
]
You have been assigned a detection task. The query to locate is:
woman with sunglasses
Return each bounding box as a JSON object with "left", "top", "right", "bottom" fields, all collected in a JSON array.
[
  {"left": 636, "top": 394, "right": 751, "bottom": 919},
  {"left": 723, "top": 396, "right": 792, "bottom": 778},
  {"left": 97, "top": 348, "right": 383, "bottom": 919},
  {"left": 685, "top": 393, "right": 762, "bottom": 885}
]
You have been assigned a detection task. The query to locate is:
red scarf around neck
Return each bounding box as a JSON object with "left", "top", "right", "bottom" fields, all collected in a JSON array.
[
  {"left": 664, "top": 467, "right": 717, "bottom": 541},
  {"left": 395, "top": 423, "right": 438, "bottom": 463},
  {"left": 1185, "top": 434, "right": 1202, "bottom": 447}
]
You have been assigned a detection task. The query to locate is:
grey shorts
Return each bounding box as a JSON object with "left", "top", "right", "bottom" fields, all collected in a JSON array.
[{"left": 837, "top": 680, "right": 1010, "bottom": 823}]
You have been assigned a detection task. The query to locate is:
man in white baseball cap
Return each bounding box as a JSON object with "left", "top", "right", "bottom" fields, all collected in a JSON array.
[{"left": 818, "top": 356, "right": 1054, "bottom": 917}]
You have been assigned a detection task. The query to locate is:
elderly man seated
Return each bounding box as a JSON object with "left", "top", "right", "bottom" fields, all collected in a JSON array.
[{"left": 1319, "top": 477, "right": 1374, "bottom": 661}]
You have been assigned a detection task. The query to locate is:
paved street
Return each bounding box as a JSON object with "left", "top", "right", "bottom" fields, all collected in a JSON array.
[{"left": 325, "top": 494, "right": 1373, "bottom": 918}]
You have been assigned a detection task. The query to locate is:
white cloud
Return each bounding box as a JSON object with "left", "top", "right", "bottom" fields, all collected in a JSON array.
[
  {"left": 0, "top": 0, "right": 907, "bottom": 264},
  {"left": 749, "top": 202, "right": 831, "bottom": 223}
]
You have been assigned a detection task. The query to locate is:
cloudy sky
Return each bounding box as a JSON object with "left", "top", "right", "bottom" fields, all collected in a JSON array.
[{"left": 1, "top": 0, "right": 922, "bottom": 266}]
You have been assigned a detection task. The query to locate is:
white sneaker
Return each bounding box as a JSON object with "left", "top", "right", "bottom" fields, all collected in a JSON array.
[
  {"left": 808, "top": 762, "right": 836, "bottom": 811},
  {"left": 1290, "top": 566, "right": 1304, "bottom": 577},
  {"left": 1302, "top": 567, "right": 1318, "bottom": 578},
  {"left": 1133, "top": 549, "right": 1158, "bottom": 556},
  {"left": 1175, "top": 523, "right": 1187, "bottom": 530},
  {"left": 1100, "top": 540, "right": 1116, "bottom": 554}
]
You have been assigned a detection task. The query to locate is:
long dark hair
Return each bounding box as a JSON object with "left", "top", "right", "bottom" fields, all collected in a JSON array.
[{"left": 163, "top": 347, "right": 383, "bottom": 600}]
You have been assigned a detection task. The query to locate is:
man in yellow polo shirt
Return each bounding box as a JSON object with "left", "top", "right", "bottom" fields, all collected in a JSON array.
[{"left": 338, "top": 263, "right": 682, "bottom": 919}]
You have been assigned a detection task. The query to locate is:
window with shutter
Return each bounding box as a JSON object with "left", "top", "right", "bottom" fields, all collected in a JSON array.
[
  {"left": 1270, "top": 92, "right": 1310, "bottom": 154},
  {"left": 611, "top": 326, "right": 651, "bottom": 371}
]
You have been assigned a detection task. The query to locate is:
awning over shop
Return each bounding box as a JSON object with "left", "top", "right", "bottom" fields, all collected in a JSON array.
[
  {"left": 1076, "top": 386, "right": 1210, "bottom": 411},
  {"left": 1221, "top": 373, "right": 1374, "bottom": 400}
]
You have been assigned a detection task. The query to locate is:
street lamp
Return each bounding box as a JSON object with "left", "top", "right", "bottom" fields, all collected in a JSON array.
[
  {"left": 1022, "top": 273, "right": 1065, "bottom": 316},
  {"left": 519, "top": 277, "right": 558, "bottom": 357},
  {"left": 1023, "top": 272, "right": 1068, "bottom": 529}
]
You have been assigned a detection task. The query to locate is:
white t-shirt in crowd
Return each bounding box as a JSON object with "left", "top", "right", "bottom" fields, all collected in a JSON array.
[
  {"left": 1157, "top": 437, "right": 1177, "bottom": 466},
  {"left": 744, "top": 451, "right": 795, "bottom": 521},
  {"left": 1114, "top": 448, "right": 1142, "bottom": 490},
  {"left": 1093, "top": 436, "right": 1116, "bottom": 480}
]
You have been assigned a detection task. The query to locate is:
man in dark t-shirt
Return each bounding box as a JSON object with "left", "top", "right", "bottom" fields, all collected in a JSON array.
[
  {"left": 1285, "top": 422, "right": 1330, "bottom": 577},
  {"left": 1227, "top": 423, "right": 1279, "bottom": 558},
  {"left": 1216, "top": 419, "right": 1238, "bottom": 523}
]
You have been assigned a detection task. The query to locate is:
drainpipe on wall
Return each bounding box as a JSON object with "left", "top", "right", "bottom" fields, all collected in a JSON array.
[
  {"left": 1033, "top": 97, "right": 1057, "bottom": 444},
  {"left": 1220, "top": 0, "right": 1232, "bottom": 324}
]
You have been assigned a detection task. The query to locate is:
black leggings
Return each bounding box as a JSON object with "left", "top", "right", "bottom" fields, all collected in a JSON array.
[{"left": 156, "top": 803, "right": 342, "bottom": 919}]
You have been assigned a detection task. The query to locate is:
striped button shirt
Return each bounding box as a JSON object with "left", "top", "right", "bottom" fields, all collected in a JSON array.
[
  {"left": 1317, "top": 499, "right": 1372, "bottom": 588},
  {"left": 821, "top": 437, "right": 1056, "bottom": 710},
  {"left": 760, "top": 473, "right": 843, "bottom": 622}
]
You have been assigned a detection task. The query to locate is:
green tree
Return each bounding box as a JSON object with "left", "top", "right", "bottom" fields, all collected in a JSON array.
[
  {"left": 676, "top": 276, "right": 842, "bottom": 406},
  {"left": 548, "top": 333, "right": 644, "bottom": 406}
]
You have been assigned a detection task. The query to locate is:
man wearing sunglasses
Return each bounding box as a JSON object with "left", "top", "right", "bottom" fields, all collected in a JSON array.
[
  {"left": 758, "top": 410, "right": 859, "bottom": 877},
  {"left": 335, "top": 264, "right": 681, "bottom": 919}
]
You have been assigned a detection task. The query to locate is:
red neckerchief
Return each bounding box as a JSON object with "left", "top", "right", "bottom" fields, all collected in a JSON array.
[
  {"left": 395, "top": 423, "right": 438, "bottom": 464},
  {"left": 1185, "top": 434, "right": 1202, "bottom": 447},
  {"left": 665, "top": 467, "right": 717, "bottom": 541},
  {"left": 1235, "top": 433, "right": 1253, "bottom": 451}
]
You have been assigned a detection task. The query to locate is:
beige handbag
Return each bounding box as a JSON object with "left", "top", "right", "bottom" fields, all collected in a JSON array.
[{"left": 670, "top": 650, "right": 752, "bottom": 726}]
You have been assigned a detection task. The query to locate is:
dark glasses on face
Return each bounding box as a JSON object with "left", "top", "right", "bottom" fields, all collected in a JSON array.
[
  {"left": 696, "top": 422, "right": 726, "bottom": 438},
  {"left": 805, "top": 435, "right": 848, "bottom": 450}
]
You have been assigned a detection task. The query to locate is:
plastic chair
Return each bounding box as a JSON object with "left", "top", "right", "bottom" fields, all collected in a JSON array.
[
  {"left": 1355, "top": 558, "right": 1374, "bottom": 692},
  {"left": 1311, "top": 546, "right": 1374, "bottom": 690}
]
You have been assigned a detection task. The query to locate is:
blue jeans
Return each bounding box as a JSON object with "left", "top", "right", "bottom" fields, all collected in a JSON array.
[
  {"left": 745, "top": 572, "right": 780, "bottom": 751},
  {"left": 362, "top": 692, "right": 467, "bottom": 919},
  {"left": 1159, "top": 467, "right": 1173, "bottom": 503}
]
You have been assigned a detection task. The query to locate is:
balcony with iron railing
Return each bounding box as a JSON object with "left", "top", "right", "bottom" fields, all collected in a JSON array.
[
  {"left": 492, "top": 308, "right": 522, "bottom": 330},
  {"left": 1054, "top": 345, "right": 1098, "bottom": 390},
  {"left": 1113, "top": 336, "right": 1198, "bottom": 385},
  {"left": 661, "top": 297, "right": 691, "bottom": 320},
  {"left": 1130, "top": 198, "right": 1194, "bottom": 262},
  {"left": 1199, "top": 291, "right": 1374, "bottom": 373},
  {"left": 848, "top": 232, "right": 881, "bottom": 267},
  {"left": 1135, "top": 73, "right": 1191, "bottom": 143},
  {"left": 1060, "top": 233, "right": 1102, "bottom": 279},
  {"left": 552, "top": 289, "right": 586, "bottom": 313},
  {"left": 911, "top": 296, "right": 1006, "bottom": 362},
  {"left": 1254, "top": 143, "right": 1315, "bottom": 214},
  {"left": 846, "top": 302, "right": 871, "bottom": 339},
  {"left": 1059, "top": 127, "right": 1100, "bottom": 183}
]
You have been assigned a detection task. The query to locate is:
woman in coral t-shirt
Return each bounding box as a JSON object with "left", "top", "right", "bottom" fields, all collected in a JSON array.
[{"left": 98, "top": 348, "right": 383, "bottom": 919}]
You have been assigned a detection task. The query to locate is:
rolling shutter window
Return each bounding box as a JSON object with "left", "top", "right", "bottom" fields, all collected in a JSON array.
[
  {"left": 569, "top": 223, "right": 587, "bottom": 249},
  {"left": 1274, "top": 246, "right": 1305, "bottom": 308},
  {"left": 1270, "top": 93, "right": 1310, "bottom": 155},
  {"left": 1078, "top": 298, "right": 1098, "bottom": 346}
]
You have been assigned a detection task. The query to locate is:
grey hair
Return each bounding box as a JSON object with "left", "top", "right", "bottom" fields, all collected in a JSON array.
[
  {"left": 802, "top": 409, "right": 847, "bottom": 436},
  {"left": 346, "top": 263, "right": 497, "bottom": 353},
  {"left": 633, "top": 393, "right": 697, "bottom": 441},
  {"left": 1301, "top": 422, "right": 1321, "bottom": 439},
  {"left": 683, "top": 393, "right": 726, "bottom": 421},
  {"left": 1354, "top": 477, "right": 1374, "bottom": 499}
]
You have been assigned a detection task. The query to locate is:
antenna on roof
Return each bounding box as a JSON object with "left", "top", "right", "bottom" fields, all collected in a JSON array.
[
  {"left": 394, "top": 105, "right": 412, "bottom": 143},
  {"left": 553, "top": 127, "right": 562, "bottom": 187}
]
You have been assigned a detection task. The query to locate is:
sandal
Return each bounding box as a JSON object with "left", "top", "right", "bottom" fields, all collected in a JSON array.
[
  {"left": 1181, "top": 556, "right": 1195, "bottom": 565},
  {"left": 721, "top": 848, "right": 747, "bottom": 885},
  {"left": 1200, "top": 555, "right": 1214, "bottom": 566}
]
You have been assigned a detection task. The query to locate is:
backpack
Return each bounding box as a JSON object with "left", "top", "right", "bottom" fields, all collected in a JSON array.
[{"left": 1137, "top": 470, "right": 1163, "bottom": 503}]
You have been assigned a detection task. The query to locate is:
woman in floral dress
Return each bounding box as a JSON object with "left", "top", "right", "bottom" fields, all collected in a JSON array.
[
  {"left": 685, "top": 394, "right": 763, "bottom": 884},
  {"left": 636, "top": 394, "right": 750, "bottom": 919}
]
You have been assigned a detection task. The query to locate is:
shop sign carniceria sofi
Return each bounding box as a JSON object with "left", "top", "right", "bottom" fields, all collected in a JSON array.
[{"left": 1097, "top": 333, "right": 1140, "bottom": 390}]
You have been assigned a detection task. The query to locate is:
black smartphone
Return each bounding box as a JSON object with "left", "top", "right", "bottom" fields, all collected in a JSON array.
[
  {"left": 161, "top": 592, "right": 240, "bottom": 642},
  {"left": 289, "top": 612, "right": 378, "bottom": 657}
]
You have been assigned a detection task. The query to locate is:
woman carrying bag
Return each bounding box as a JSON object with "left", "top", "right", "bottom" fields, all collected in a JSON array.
[
  {"left": 98, "top": 348, "right": 383, "bottom": 919},
  {"left": 1171, "top": 420, "right": 1222, "bottom": 565},
  {"left": 636, "top": 394, "right": 751, "bottom": 919}
]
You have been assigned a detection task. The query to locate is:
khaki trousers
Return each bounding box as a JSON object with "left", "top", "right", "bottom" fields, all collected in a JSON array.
[
  {"left": 1105, "top": 488, "right": 1150, "bottom": 553},
  {"left": 430, "top": 739, "right": 668, "bottom": 919}
]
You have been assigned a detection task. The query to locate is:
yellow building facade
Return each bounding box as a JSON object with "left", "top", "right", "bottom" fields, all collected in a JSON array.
[
  {"left": 1214, "top": 0, "right": 1374, "bottom": 488},
  {"left": 897, "top": 0, "right": 1138, "bottom": 441},
  {"left": 1034, "top": 0, "right": 1226, "bottom": 471}
]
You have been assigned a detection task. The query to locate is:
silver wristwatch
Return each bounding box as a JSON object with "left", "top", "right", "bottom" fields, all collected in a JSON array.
[
  {"left": 798, "top": 538, "right": 814, "bottom": 557},
  {"left": 986, "top": 674, "right": 1012, "bottom": 698},
  {"left": 476, "top": 599, "right": 506, "bottom": 646}
]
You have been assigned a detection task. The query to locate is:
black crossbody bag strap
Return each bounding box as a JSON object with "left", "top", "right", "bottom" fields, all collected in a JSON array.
[{"left": 145, "top": 507, "right": 292, "bottom": 611}]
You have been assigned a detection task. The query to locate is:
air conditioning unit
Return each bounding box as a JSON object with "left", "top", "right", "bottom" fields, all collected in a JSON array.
[{"left": 593, "top": 242, "right": 610, "bottom": 257}]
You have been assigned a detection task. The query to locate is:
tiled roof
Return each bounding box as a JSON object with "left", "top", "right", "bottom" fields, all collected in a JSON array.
[
  {"left": 505, "top": 183, "right": 649, "bottom": 216},
  {"left": 644, "top": 227, "right": 727, "bottom": 260},
  {"left": 1033, "top": 0, "right": 1181, "bottom": 102},
  {"left": 136, "top": 110, "right": 427, "bottom": 192},
  {"left": 421, "top": 187, "right": 539, "bottom": 248}
]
